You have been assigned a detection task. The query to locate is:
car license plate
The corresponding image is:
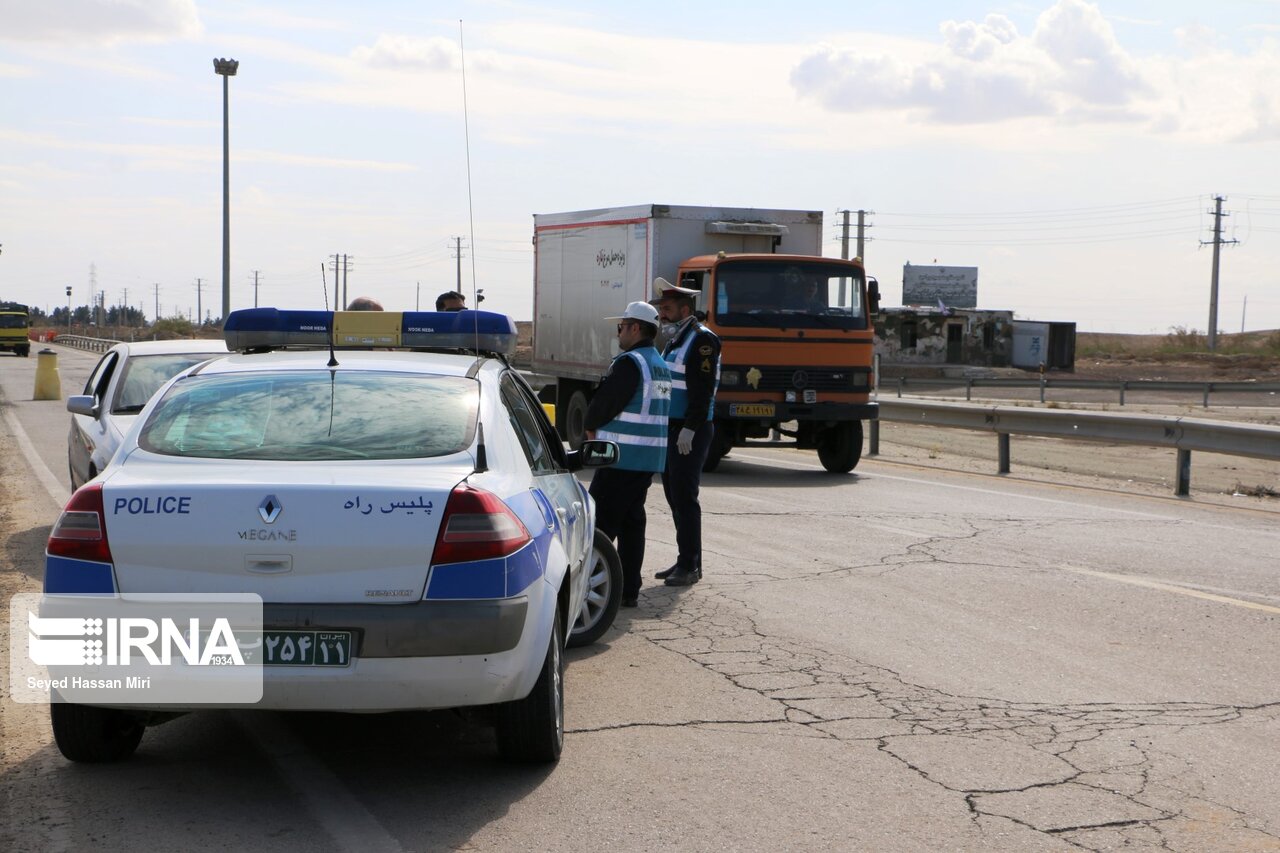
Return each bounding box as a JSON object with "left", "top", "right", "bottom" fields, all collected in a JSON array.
[
  {"left": 730, "top": 403, "right": 775, "bottom": 417},
  {"left": 259, "top": 630, "right": 353, "bottom": 667}
]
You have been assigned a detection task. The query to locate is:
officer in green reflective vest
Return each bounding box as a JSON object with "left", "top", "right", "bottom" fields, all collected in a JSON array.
[{"left": 585, "top": 302, "right": 672, "bottom": 607}]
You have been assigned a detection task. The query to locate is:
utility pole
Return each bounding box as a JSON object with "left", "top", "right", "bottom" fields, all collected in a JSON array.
[
  {"left": 328, "top": 254, "right": 353, "bottom": 308},
  {"left": 194, "top": 278, "right": 205, "bottom": 327},
  {"left": 452, "top": 237, "right": 466, "bottom": 292},
  {"left": 1201, "top": 195, "right": 1238, "bottom": 351},
  {"left": 250, "top": 270, "right": 261, "bottom": 308},
  {"left": 1241, "top": 295, "right": 1247, "bottom": 334},
  {"left": 839, "top": 210, "right": 850, "bottom": 260},
  {"left": 416, "top": 281, "right": 420, "bottom": 311},
  {"left": 121, "top": 288, "right": 129, "bottom": 326},
  {"left": 153, "top": 283, "right": 161, "bottom": 321},
  {"left": 857, "top": 210, "right": 867, "bottom": 260}
]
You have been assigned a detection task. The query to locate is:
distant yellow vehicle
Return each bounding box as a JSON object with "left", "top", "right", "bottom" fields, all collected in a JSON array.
[{"left": 0, "top": 300, "right": 31, "bottom": 357}]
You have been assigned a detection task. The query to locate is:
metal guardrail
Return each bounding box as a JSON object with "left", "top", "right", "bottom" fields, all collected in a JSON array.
[
  {"left": 869, "top": 398, "right": 1280, "bottom": 496},
  {"left": 890, "top": 376, "right": 1280, "bottom": 408},
  {"left": 47, "top": 335, "right": 123, "bottom": 354}
]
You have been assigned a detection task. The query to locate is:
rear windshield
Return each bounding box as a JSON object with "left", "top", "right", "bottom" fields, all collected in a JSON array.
[
  {"left": 113, "top": 353, "right": 225, "bottom": 413},
  {"left": 139, "top": 371, "right": 478, "bottom": 461}
]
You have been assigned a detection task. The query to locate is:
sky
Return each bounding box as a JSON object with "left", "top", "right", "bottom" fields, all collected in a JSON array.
[{"left": 1, "top": 0, "right": 1278, "bottom": 334}]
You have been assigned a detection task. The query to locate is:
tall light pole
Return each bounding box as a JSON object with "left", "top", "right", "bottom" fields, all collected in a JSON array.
[
  {"left": 66, "top": 286, "right": 72, "bottom": 332},
  {"left": 213, "top": 57, "right": 239, "bottom": 325}
]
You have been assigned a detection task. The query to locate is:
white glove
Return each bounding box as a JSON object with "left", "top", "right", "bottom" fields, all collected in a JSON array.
[{"left": 677, "top": 428, "right": 695, "bottom": 455}]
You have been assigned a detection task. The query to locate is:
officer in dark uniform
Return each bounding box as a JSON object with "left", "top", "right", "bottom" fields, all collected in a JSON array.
[
  {"left": 652, "top": 278, "right": 721, "bottom": 587},
  {"left": 585, "top": 301, "right": 672, "bottom": 607}
]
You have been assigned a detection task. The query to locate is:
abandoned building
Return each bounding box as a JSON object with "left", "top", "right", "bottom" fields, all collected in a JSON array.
[
  {"left": 874, "top": 308, "right": 1077, "bottom": 371},
  {"left": 875, "top": 307, "right": 1015, "bottom": 368}
]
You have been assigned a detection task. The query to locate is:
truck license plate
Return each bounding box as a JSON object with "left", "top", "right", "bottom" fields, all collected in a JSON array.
[{"left": 730, "top": 403, "right": 775, "bottom": 418}]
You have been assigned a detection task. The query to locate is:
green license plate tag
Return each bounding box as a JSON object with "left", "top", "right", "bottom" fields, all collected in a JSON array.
[{"left": 258, "top": 630, "right": 353, "bottom": 667}]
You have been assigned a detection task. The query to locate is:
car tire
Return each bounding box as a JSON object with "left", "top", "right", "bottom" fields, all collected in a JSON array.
[
  {"left": 817, "top": 420, "right": 863, "bottom": 473},
  {"left": 568, "top": 530, "right": 621, "bottom": 648},
  {"left": 50, "top": 702, "right": 145, "bottom": 763},
  {"left": 495, "top": 605, "right": 564, "bottom": 763}
]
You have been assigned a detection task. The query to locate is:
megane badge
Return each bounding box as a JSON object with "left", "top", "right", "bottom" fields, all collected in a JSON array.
[{"left": 259, "top": 495, "right": 282, "bottom": 524}]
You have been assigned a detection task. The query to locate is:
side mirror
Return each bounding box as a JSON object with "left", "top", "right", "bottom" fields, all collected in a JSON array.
[
  {"left": 67, "top": 395, "right": 99, "bottom": 417},
  {"left": 867, "top": 277, "right": 881, "bottom": 316},
  {"left": 565, "top": 439, "right": 619, "bottom": 472}
]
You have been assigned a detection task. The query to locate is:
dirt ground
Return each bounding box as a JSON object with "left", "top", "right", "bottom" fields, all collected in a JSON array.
[{"left": 871, "top": 347, "right": 1280, "bottom": 508}]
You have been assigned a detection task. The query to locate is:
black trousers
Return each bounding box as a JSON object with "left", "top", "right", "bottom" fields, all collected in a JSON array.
[
  {"left": 661, "top": 419, "right": 714, "bottom": 572},
  {"left": 589, "top": 467, "right": 656, "bottom": 598}
]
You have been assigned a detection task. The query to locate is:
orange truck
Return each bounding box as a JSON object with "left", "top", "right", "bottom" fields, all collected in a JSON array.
[{"left": 532, "top": 204, "right": 879, "bottom": 472}]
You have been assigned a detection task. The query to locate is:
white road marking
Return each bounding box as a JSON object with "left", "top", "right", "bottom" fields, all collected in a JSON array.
[
  {"left": 2, "top": 406, "right": 71, "bottom": 507},
  {"left": 1061, "top": 565, "right": 1280, "bottom": 615}
]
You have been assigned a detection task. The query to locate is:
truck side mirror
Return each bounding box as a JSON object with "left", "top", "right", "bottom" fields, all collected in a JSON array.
[{"left": 867, "top": 277, "right": 881, "bottom": 316}]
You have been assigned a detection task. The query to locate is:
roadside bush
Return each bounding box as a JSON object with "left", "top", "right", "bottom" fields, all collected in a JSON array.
[{"left": 148, "top": 317, "right": 197, "bottom": 340}]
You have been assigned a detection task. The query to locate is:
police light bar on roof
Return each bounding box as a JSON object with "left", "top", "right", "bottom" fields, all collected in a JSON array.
[{"left": 223, "top": 308, "right": 519, "bottom": 356}]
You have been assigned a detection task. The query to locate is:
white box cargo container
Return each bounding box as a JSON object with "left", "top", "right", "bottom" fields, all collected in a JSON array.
[{"left": 532, "top": 204, "right": 823, "bottom": 381}]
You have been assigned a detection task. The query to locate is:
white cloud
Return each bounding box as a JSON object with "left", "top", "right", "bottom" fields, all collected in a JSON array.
[
  {"left": 791, "top": 0, "right": 1148, "bottom": 124},
  {"left": 0, "top": 0, "right": 202, "bottom": 45},
  {"left": 0, "top": 60, "right": 36, "bottom": 78},
  {"left": 351, "top": 35, "right": 460, "bottom": 72},
  {"left": 1031, "top": 0, "right": 1148, "bottom": 104}
]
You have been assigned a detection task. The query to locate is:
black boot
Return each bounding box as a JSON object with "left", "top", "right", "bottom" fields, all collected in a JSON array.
[{"left": 654, "top": 565, "right": 678, "bottom": 580}]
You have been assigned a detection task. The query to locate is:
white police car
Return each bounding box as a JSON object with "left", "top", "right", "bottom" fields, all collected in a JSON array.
[
  {"left": 66, "top": 339, "right": 230, "bottom": 489},
  {"left": 44, "top": 308, "right": 619, "bottom": 764}
]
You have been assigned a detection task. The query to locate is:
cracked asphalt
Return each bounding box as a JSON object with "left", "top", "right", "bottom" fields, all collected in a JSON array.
[{"left": 3, "top": 349, "right": 1278, "bottom": 851}]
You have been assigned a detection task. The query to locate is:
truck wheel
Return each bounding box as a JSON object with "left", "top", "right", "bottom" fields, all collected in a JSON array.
[
  {"left": 569, "top": 530, "right": 622, "bottom": 648},
  {"left": 20, "top": 346, "right": 30, "bottom": 357},
  {"left": 817, "top": 421, "right": 863, "bottom": 473},
  {"left": 559, "top": 389, "right": 589, "bottom": 450},
  {"left": 494, "top": 605, "right": 564, "bottom": 763},
  {"left": 702, "top": 425, "right": 732, "bottom": 473},
  {"left": 50, "top": 702, "right": 145, "bottom": 763}
]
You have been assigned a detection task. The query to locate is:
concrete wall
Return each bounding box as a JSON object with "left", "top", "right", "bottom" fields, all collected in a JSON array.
[{"left": 874, "top": 308, "right": 1014, "bottom": 366}]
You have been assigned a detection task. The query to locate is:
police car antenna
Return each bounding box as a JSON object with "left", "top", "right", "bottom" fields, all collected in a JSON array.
[{"left": 459, "top": 20, "right": 481, "bottom": 361}]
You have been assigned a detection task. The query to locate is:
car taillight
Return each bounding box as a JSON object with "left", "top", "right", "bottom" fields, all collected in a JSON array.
[
  {"left": 431, "top": 485, "right": 531, "bottom": 564},
  {"left": 47, "top": 484, "right": 113, "bottom": 563}
]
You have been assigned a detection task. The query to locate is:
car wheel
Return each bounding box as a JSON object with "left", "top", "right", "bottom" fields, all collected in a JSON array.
[
  {"left": 50, "top": 702, "right": 145, "bottom": 763},
  {"left": 495, "top": 605, "right": 564, "bottom": 763},
  {"left": 568, "top": 529, "right": 622, "bottom": 648},
  {"left": 817, "top": 420, "right": 863, "bottom": 473}
]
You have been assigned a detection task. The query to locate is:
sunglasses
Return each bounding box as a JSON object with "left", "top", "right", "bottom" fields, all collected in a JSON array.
[{"left": 616, "top": 322, "right": 635, "bottom": 333}]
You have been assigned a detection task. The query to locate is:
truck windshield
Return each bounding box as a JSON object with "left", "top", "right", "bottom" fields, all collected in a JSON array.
[
  {"left": 713, "top": 261, "right": 867, "bottom": 330},
  {"left": 0, "top": 314, "right": 29, "bottom": 329}
]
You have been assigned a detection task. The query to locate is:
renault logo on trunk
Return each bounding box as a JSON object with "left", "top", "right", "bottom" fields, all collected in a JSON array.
[{"left": 259, "top": 495, "right": 282, "bottom": 524}]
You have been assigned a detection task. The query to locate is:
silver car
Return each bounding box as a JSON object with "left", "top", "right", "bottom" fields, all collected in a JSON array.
[{"left": 67, "top": 339, "right": 229, "bottom": 489}]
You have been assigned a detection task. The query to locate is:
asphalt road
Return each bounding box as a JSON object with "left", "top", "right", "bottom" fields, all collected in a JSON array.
[{"left": 2, "top": 347, "right": 1278, "bottom": 851}]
